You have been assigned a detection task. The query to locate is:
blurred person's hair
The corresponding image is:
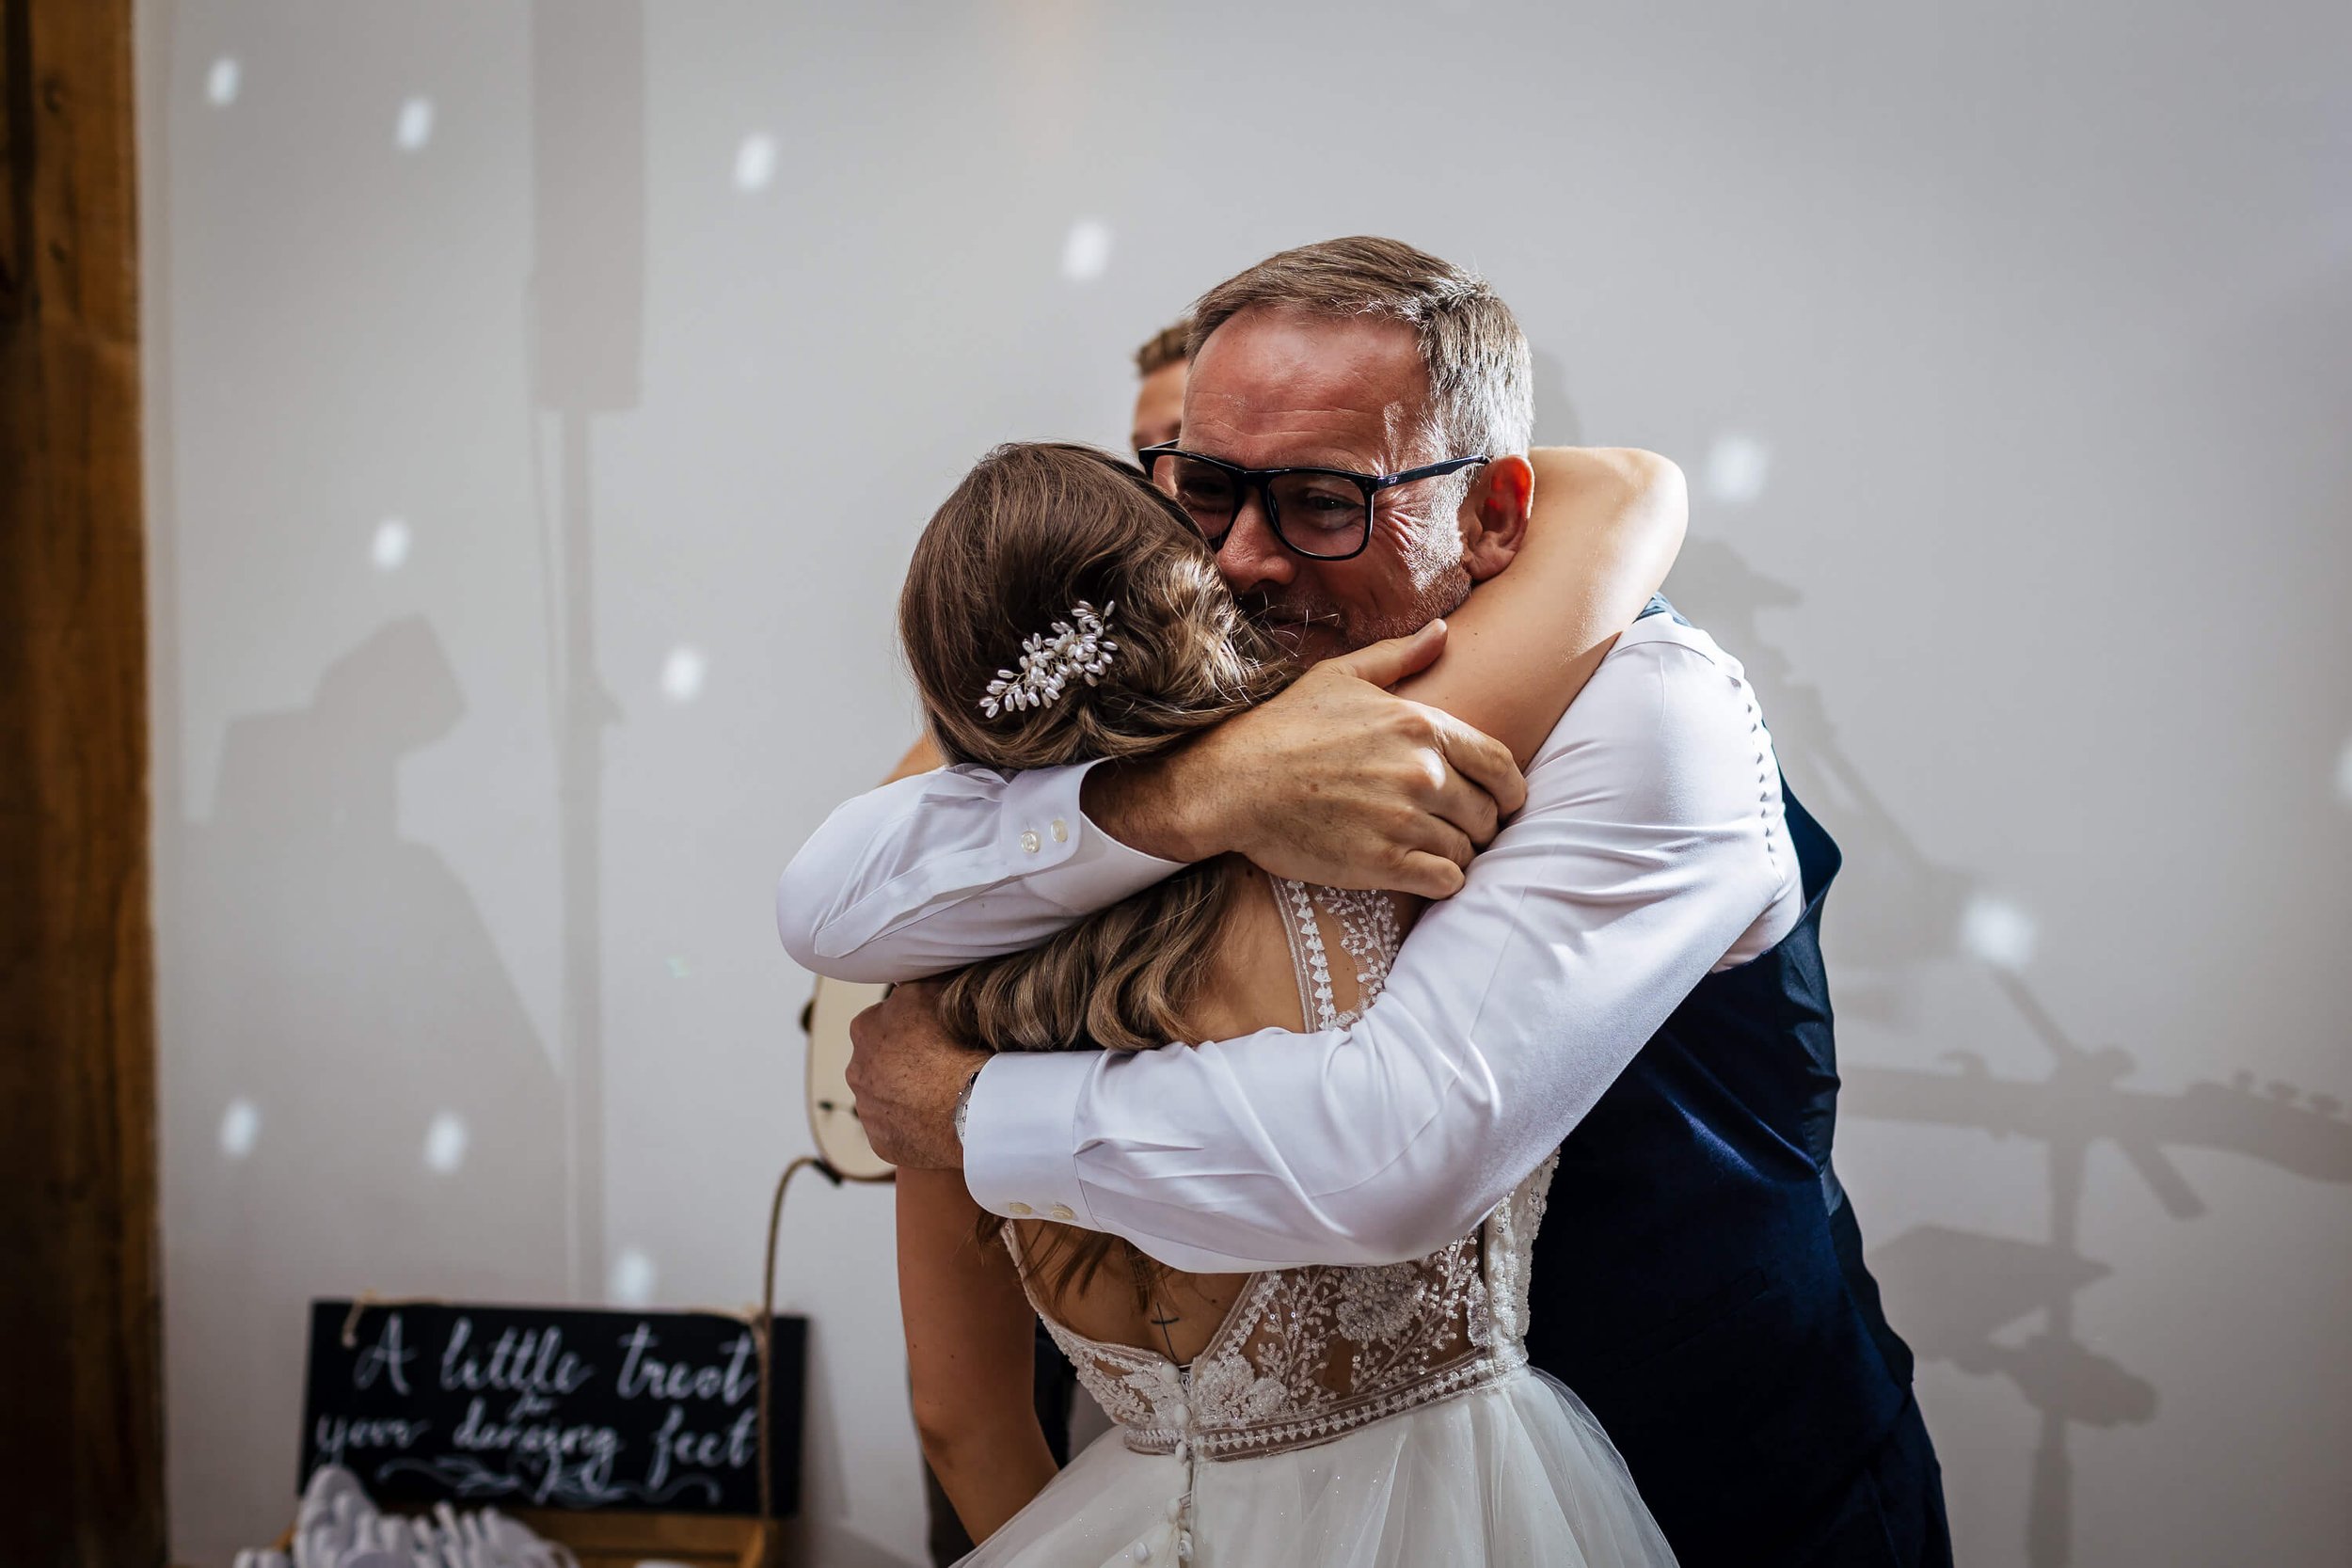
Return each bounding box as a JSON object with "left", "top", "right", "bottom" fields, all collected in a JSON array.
[
  {"left": 1188, "top": 236, "right": 1534, "bottom": 459},
  {"left": 899, "top": 441, "right": 1291, "bottom": 1300},
  {"left": 1133, "top": 318, "right": 1192, "bottom": 379}
]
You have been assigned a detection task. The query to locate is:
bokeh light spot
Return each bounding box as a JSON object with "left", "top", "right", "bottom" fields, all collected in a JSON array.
[
  {"left": 1703, "top": 433, "right": 1772, "bottom": 506},
  {"left": 2335, "top": 737, "right": 2352, "bottom": 806},
  {"left": 219, "top": 1097, "right": 261, "bottom": 1160},
  {"left": 1061, "top": 219, "right": 1113, "bottom": 282},
  {"left": 611, "top": 1248, "right": 658, "bottom": 1307},
  {"left": 205, "top": 57, "right": 241, "bottom": 107},
  {"left": 395, "top": 96, "right": 435, "bottom": 151},
  {"left": 734, "top": 133, "right": 777, "bottom": 192},
  {"left": 372, "top": 516, "right": 411, "bottom": 572},
  {"left": 661, "top": 645, "right": 707, "bottom": 704},
  {"left": 422, "top": 1112, "right": 469, "bottom": 1174},
  {"left": 1961, "top": 895, "right": 2037, "bottom": 972}
]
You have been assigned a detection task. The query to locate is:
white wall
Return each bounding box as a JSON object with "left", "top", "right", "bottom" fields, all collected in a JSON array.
[{"left": 142, "top": 2, "right": 2352, "bottom": 1564}]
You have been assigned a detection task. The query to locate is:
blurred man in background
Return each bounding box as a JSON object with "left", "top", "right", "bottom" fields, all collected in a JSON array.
[{"left": 1128, "top": 319, "right": 1187, "bottom": 459}]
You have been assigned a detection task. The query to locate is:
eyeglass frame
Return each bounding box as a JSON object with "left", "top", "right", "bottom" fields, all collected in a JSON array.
[{"left": 1135, "top": 442, "right": 1490, "bottom": 562}]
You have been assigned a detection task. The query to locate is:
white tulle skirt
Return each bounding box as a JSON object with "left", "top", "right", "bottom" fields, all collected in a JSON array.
[{"left": 958, "top": 1369, "right": 1677, "bottom": 1568}]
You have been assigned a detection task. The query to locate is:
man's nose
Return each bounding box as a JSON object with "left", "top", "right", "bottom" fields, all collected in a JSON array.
[{"left": 1215, "top": 493, "right": 1295, "bottom": 594}]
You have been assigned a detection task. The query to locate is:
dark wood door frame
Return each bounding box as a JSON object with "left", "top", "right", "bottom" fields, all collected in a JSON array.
[{"left": 0, "top": 2, "right": 167, "bottom": 1564}]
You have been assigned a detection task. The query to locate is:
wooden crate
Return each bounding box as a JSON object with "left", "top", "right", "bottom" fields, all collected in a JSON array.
[
  {"left": 277, "top": 1510, "right": 777, "bottom": 1568},
  {"left": 513, "top": 1509, "right": 775, "bottom": 1568}
]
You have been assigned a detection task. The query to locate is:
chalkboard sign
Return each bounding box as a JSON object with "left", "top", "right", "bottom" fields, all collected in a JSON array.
[{"left": 302, "top": 1300, "right": 805, "bottom": 1516}]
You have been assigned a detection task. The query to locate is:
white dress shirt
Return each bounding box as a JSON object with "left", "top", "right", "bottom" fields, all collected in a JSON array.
[{"left": 777, "top": 615, "right": 1803, "bottom": 1273}]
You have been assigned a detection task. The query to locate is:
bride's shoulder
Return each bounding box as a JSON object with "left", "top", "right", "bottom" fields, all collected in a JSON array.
[{"left": 1172, "top": 866, "right": 1308, "bottom": 1039}]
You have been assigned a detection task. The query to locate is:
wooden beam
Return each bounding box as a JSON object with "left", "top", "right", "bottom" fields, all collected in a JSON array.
[{"left": 0, "top": 1, "right": 166, "bottom": 1564}]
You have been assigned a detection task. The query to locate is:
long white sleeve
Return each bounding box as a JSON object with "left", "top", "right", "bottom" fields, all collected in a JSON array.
[
  {"left": 775, "top": 756, "right": 1183, "bottom": 983},
  {"left": 960, "top": 617, "right": 1802, "bottom": 1272}
]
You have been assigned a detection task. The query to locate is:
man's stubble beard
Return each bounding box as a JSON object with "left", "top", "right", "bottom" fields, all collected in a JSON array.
[{"left": 1236, "top": 528, "right": 1473, "bottom": 665}]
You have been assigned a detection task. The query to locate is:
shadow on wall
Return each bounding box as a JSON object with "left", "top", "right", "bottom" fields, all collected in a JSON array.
[
  {"left": 528, "top": 0, "right": 646, "bottom": 1302},
  {"left": 171, "top": 617, "right": 568, "bottom": 1533},
  {"left": 1666, "top": 537, "right": 2352, "bottom": 1568}
]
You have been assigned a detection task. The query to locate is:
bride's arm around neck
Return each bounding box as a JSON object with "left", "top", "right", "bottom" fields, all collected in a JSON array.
[{"left": 1395, "top": 447, "right": 1688, "bottom": 768}]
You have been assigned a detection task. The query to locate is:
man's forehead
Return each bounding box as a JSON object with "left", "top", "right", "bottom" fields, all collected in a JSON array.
[{"left": 1183, "top": 309, "right": 1430, "bottom": 466}]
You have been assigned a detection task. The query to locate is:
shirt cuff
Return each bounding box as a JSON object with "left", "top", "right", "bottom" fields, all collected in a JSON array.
[
  {"left": 1002, "top": 759, "right": 1184, "bottom": 912},
  {"left": 962, "top": 1050, "right": 1099, "bottom": 1227}
]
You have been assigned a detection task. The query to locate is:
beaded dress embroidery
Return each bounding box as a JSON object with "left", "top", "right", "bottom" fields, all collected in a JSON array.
[{"left": 1000, "top": 878, "right": 1559, "bottom": 1482}]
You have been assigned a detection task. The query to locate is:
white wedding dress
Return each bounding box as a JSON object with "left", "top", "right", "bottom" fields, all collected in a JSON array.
[{"left": 960, "top": 879, "right": 1677, "bottom": 1568}]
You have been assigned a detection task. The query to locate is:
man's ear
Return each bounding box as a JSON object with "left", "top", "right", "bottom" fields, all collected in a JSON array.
[{"left": 1458, "top": 454, "right": 1534, "bottom": 581}]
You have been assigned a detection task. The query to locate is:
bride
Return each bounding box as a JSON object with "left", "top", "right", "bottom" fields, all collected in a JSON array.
[{"left": 891, "top": 440, "right": 1682, "bottom": 1566}]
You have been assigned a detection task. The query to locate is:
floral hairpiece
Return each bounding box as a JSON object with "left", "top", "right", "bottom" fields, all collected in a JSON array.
[{"left": 979, "top": 600, "right": 1120, "bottom": 719}]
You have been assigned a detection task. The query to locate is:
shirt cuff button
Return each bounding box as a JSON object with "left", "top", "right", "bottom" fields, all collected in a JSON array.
[
  {"left": 1050, "top": 817, "right": 1070, "bottom": 843},
  {"left": 1048, "top": 1202, "right": 1077, "bottom": 1221},
  {"left": 1020, "top": 830, "right": 1041, "bottom": 854},
  {"left": 1006, "top": 1201, "right": 1033, "bottom": 1217}
]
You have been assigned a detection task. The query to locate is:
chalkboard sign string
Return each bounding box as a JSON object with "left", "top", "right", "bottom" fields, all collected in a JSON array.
[
  {"left": 340, "top": 1290, "right": 454, "bottom": 1350},
  {"left": 756, "top": 1154, "right": 844, "bottom": 1541}
]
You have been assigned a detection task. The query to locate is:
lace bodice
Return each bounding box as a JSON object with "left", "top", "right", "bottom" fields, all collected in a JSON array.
[{"left": 1003, "top": 879, "right": 1557, "bottom": 1478}]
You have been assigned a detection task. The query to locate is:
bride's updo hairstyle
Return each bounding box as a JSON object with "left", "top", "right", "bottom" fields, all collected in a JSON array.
[
  {"left": 901, "top": 441, "right": 1289, "bottom": 1293},
  {"left": 905, "top": 440, "right": 1288, "bottom": 1053},
  {"left": 906, "top": 441, "right": 1279, "bottom": 780}
]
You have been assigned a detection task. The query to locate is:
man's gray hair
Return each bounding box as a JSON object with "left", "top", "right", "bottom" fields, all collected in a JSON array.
[{"left": 1186, "top": 236, "right": 1534, "bottom": 459}]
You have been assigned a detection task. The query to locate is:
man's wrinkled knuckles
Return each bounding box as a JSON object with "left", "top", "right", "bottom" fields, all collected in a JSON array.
[
  {"left": 1383, "top": 839, "right": 1431, "bottom": 878},
  {"left": 1394, "top": 704, "right": 1448, "bottom": 746},
  {"left": 1401, "top": 820, "right": 1472, "bottom": 871},
  {"left": 1430, "top": 825, "right": 1476, "bottom": 867},
  {"left": 1405, "top": 750, "right": 1453, "bottom": 796},
  {"left": 1447, "top": 788, "right": 1499, "bottom": 836},
  {"left": 1363, "top": 798, "right": 1422, "bottom": 842}
]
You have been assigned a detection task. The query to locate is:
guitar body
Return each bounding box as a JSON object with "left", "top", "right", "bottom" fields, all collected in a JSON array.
[{"left": 802, "top": 976, "right": 897, "bottom": 1181}]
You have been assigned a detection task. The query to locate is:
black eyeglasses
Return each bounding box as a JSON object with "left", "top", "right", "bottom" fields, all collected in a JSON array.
[{"left": 1136, "top": 443, "right": 1489, "bottom": 562}]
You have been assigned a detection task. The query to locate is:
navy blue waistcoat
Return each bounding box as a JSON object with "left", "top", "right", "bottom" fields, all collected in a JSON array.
[{"left": 1521, "top": 779, "right": 1915, "bottom": 1561}]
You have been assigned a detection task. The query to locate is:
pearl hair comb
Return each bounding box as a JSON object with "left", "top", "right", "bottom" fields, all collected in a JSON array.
[{"left": 980, "top": 600, "right": 1120, "bottom": 718}]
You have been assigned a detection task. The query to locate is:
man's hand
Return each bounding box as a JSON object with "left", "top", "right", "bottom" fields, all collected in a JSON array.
[
  {"left": 1083, "top": 621, "right": 1527, "bottom": 899},
  {"left": 845, "top": 980, "right": 989, "bottom": 1170}
]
